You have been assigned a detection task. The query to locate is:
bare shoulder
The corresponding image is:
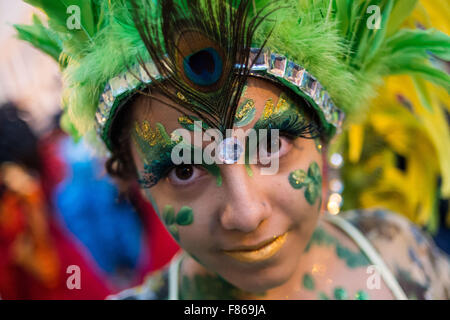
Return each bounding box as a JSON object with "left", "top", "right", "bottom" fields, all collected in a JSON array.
[
  {"left": 107, "top": 267, "right": 170, "bottom": 300},
  {"left": 339, "top": 208, "right": 450, "bottom": 300}
]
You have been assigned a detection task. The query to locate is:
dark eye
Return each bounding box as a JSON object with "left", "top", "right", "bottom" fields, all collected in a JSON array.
[{"left": 167, "top": 164, "right": 206, "bottom": 186}]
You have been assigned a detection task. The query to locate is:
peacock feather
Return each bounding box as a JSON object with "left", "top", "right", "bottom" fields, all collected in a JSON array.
[{"left": 129, "top": 0, "right": 281, "bottom": 134}]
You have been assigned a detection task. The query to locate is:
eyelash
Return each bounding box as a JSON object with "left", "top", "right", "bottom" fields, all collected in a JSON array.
[
  {"left": 261, "top": 112, "right": 323, "bottom": 141},
  {"left": 139, "top": 111, "right": 322, "bottom": 188}
]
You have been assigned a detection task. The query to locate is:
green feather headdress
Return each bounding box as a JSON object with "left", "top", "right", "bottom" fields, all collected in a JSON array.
[{"left": 15, "top": 0, "right": 450, "bottom": 152}]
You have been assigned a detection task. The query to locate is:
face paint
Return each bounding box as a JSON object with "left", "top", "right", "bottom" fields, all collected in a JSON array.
[
  {"left": 134, "top": 120, "right": 224, "bottom": 188},
  {"left": 354, "top": 290, "right": 370, "bottom": 300},
  {"left": 304, "top": 227, "right": 371, "bottom": 269},
  {"left": 333, "top": 287, "right": 348, "bottom": 300},
  {"left": 133, "top": 121, "right": 181, "bottom": 188},
  {"left": 234, "top": 99, "right": 256, "bottom": 127},
  {"left": 302, "top": 273, "right": 315, "bottom": 291},
  {"left": 162, "top": 205, "right": 194, "bottom": 241},
  {"left": 288, "top": 162, "right": 322, "bottom": 205},
  {"left": 314, "top": 138, "right": 323, "bottom": 153},
  {"left": 318, "top": 291, "right": 330, "bottom": 300},
  {"left": 178, "top": 115, "right": 210, "bottom": 131}
]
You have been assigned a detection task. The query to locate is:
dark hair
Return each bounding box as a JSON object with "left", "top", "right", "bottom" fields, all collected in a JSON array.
[
  {"left": 0, "top": 102, "right": 41, "bottom": 172},
  {"left": 105, "top": 95, "right": 139, "bottom": 181}
]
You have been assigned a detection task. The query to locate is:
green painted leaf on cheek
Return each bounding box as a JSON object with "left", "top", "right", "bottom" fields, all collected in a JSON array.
[
  {"left": 305, "top": 182, "right": 319, "bottom": 205},
  {"left": 163, "top": 205, "right": 175, "bottom": 225},
  {"left": 288, "top": 169, "right": 308, "bottom": 189},
  {"left": 176, "top": 206, "right": 194, "bottom": 226},
  {"left": 168, "top": 225, "right": 179, "bottom": 241}
]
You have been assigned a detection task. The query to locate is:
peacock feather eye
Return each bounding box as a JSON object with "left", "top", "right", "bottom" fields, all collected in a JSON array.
[
  {"left": 183, "top": 47, "right": 223, "bottom": 87},
  {"left": 175, "top": 30, "right": 226, "bottom": 93}
]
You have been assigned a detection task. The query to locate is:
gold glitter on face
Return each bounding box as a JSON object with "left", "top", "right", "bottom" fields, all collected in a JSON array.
[
  {"left": 261, "top": 94, "right": 291, "bottom": 120},
  {"left": 235, "top": 99, "right": 255, "bottom": 122},
  {"left": 134, "top": 120, "right": 171, "bottom": 147}
]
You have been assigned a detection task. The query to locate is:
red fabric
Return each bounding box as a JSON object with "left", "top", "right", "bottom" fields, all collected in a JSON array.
[
  {"left": 131, "top": 185, "right": 180, "bottom": 272},
  {"left": 0, "top": 218, "right": 112, "bottom": 300},
  {"left": 0, "top": 131, "right": 179, "bottom": 299}
]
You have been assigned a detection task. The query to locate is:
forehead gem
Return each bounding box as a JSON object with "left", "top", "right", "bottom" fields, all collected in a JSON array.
[{"left": 217, "top": 137, "right": 243, "bottom": 164}]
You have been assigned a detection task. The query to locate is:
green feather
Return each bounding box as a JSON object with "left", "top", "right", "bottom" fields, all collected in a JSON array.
[
  {"left": 14, "top": 14, "right": 62, "bottom": 61},
  {"left": 385, "top": 0, "right": 418, "bottom": 37}
]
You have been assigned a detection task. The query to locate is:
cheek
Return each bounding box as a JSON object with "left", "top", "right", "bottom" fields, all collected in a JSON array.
[
  {"left": 278, "top": 142, "right": 323, "bottom": 222},
  {"left": 146, "top": 187, "right": 216, "bottom": 251}
]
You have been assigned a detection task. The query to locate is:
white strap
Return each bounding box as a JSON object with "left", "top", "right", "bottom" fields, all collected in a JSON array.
[
  {"left": 324, "top": 213, "right": 408, "bottom": 300},
  {"left": 168, "top": 252, "right": 184, "bottom": 300}
]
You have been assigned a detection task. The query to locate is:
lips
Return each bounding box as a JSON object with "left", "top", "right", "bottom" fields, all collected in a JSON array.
[{"left": 223, "top": 232, "right": 288, "bottom": 263}]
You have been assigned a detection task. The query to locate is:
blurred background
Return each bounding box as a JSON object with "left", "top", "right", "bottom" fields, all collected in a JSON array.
[
  {"left": 0, "top": 0, "right": 448, "bottom": 300},
  {"left": 0, "top": 1, "right": 179, "bottom": 299}
]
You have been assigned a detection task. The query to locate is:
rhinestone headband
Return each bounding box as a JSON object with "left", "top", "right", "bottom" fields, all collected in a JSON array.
[{"left": 95, "top": 48, "right": 345, "bottom": 150}]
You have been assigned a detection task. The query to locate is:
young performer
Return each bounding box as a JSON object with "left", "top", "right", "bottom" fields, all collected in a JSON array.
[{"left": 16, "top": 0, "right": 450, "bottom": 299}]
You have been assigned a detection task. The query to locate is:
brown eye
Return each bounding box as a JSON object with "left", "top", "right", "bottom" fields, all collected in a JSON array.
[
  {"left": 167, "top": 164, "right": 206, "bottom": 186},
  {"left": 175, "top": 165, "right": 194, "bottom": 180}
]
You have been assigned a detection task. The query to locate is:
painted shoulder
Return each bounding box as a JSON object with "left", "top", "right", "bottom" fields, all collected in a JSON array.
[
  {"left": 107, "top": 267, "right": 170, "bottom": 300},
  {"left": 339, "top": 208, "right": 450, "bottom": 300}
]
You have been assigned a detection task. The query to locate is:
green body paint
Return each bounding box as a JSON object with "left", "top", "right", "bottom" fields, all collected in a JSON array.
[
  {"left": 304, "top": 227, "right": 371, "bottom": 269},
  {"left": 180, "top": 273, "right": 266, "bottom": 300},
  {"left": 162, "top": 205, "right": 194, "bottom": 241},
  {"left": 334, "top": 287, "right": 348, "bottom": 300},
  {"left": 354, "top": 290, "right": 370, "bottom": 300},
  {"left": 318, "top": 291, "right": 330, "bottom": 300},
  {"left": 302, "top": 273, "right": 315, "bottom": 291},
  {"left": 289, "top": 162, "right": 322, "bottom": 205}
]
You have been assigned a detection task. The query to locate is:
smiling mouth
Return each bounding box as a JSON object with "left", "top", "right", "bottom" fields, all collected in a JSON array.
[{"left": 223, "top": 232, "right": 288, "bottom": 263}]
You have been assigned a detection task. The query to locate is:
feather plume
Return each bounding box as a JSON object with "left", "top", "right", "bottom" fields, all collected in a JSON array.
[{"left": 129, "top": 0, "right": 280, "bottom": 134}]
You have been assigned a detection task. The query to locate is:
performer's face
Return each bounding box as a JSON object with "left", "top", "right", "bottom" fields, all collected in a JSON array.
[{"left": 130, "top": 78, "right": 326, "bottom": 293}]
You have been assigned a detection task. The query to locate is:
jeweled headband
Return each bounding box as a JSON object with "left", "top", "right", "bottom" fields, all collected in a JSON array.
[{"left": 95, "top": 47, "right": 345, "bottom": 150}]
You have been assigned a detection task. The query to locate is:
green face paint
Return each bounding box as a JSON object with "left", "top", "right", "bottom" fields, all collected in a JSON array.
[
  {"left": 302, "top": 273, "right": 315, "bottom": 291},
  {"left": 162, "top": 205, "right": 194, "bottom": 241},
  {"left": 133, "top": 121, "right": 182, "bottom": 188},
  {"left": 314, "top": 138, "right": 323, "bottom": 153},
  {"left": 289, "top": 162, "right": 322, "bottom": 205},
  {"left": 134, "top": 120, "right": 223, "bottom": 187},
  {"left": 304, "top": 227, "right": 371, "bottom": 268}
]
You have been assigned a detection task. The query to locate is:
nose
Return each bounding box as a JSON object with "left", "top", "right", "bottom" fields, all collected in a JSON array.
[{"left": 219, "top": 165, "right": 271, "bottom": 233}]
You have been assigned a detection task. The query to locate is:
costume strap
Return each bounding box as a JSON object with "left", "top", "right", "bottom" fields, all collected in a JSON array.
[
  {"left": 324, "top": 213, "right": 408, "bottom": 300},
  {"left": 168, "top": 251, "right": 185, "bottom": 300}
]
